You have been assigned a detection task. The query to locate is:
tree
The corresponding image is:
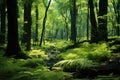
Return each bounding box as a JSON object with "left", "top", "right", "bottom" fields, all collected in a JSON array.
[
  {"left": 34, "top": 5, "right": 39, "bottom": 43},
  {"left": 22, "top": 0, "right": 33, "bottom": 51},
  {"left": 61, "top": 10, "right": 69, "bottom": 40},
  {"left": 98, "top": 0, "right": 108, "bottom": 41},
  {"left": 4, "top": 0, "right": 23, "bottom": 58},
  {"left": 86, "top": 2, "right": 89, "bottom": 40},
  {"left": 39, "top": 0, "right": 52, "bottom": 46},
  {"left": 112, "top": 0, "right": 120, "bottom": 36},
  {"left": 88, "top": 0, "right": 98, "bottom": 43},
  {"left": 0, "top": 0, "right": 6, "bottom": 45},
  {"left": 70, "top": 0, "right": 77, "bottom": 43}
]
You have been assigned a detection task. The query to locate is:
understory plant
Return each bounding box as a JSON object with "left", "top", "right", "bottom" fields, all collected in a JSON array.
[
  {"left": 54, "top": 58, "right": 99, "bottom": 72},
  {"left": 59, "top": 42, "right": 111, "bottom": 62}
]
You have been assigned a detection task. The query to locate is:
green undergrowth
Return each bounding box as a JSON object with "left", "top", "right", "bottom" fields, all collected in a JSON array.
[
  {"left": 41, "top": 40, "right": 72, "bottom": 50},
  {"left": 0, "top": 54, "right": 71, "bottom": 80},
  {"left": 54, "top": 58, "right": 99, "bottom": 71},
  {"left": 29, "top": 50, "right": 48, "bottom": 60},
  {"left": 59, "top": 42, "right": 111, "bottom": 62}
]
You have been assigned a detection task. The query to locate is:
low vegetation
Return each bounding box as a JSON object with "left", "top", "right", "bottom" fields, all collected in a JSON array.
[{"left": 0, "top": 40, "right": 120, "bottom": 80}]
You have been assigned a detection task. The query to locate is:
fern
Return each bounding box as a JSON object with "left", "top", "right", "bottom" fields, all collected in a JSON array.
[{"left": 54, "top": 59, "right": 99, "bottom": 71}]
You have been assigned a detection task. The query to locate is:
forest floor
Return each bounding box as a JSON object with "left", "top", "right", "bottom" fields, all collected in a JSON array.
[{"left": 0, "top": 39, "right": 120, "bottom": 80}]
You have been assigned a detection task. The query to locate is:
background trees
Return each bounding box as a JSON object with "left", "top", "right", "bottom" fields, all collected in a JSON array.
[{"left": 0, "top": 0, "right": 119, "bottom": 57}]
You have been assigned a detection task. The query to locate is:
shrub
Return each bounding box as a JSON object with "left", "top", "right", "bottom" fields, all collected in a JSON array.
[{"left": 29, "top": 50, "right": 48, "bottom": 60}]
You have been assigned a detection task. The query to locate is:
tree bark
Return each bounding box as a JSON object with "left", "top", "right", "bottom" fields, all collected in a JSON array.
[
  {"left": 87, "top": 2, "right": 89, "bottom": 40},
  {"left": 35, "top": 5, "right": 39, "bottom": 42},
  {"left": 0, "top": 0, "right": 6, "bottom": 44},
  {"left": 70, "top": 0, "right": 77, "bottom": 43},
  {"left": 5, "top": 0, "right": 23, "bottom": 58},
  {"left": 40, "top": 0, "right": 51, "bottom": 46},
  {"left": 88, "top": 0, "right": 98, "bottom": 43},
  {"left": 22, "top": 1, "right": 32, "bottom": 51},
  {"left": 98, "top": 0, "right": 108, "bottom": 41},
  {"left": 116, "top": 0, "right": 120, "bottom": 36}
]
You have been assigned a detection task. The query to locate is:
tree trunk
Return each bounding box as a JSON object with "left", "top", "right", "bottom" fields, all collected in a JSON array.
[
  {"left": 4, "top": 0, "right": 23, "bottom": 58},
  {"left": 61, "top": 11, "right": 69, "bottom": 40},
  {"left": 35, "top": 5, "right": 39, "bottom": 43},
  {"left": 22, "top": 1, "right": 32, "bottom": 51},
  {"left": 98, "top": 0, "right": 108, "bottom": 41},
  {"left": 88, "top": 0, "right": 98, "bottom": 43},
  {"left": 70, "top": 0, "right": 77, "bottom": 43},
  {"left": 0, "top": 0, "right": 6, "bottom": 44},
  {"left": 40, "top": 0, "right": 51, "bottom": 46},
  {"left": 87, "top": 2, "right": 89, "bottom": 40},
  {"left": 116, "top": 0, "right": 120, "bottom": 36}
]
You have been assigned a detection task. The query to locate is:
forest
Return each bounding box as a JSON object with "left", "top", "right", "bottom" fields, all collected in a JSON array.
[{"left": 0, "top": 0, "right": 120, "bottom": 80}]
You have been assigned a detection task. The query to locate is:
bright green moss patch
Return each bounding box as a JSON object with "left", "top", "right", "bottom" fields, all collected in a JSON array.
[{"left": 59, "top": 42, "right": 111, "bottom": 62}]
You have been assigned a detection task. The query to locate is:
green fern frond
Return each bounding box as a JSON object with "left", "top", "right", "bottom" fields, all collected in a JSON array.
[{"left": 54, "top": 59, "right": 99, "bottom": 71}]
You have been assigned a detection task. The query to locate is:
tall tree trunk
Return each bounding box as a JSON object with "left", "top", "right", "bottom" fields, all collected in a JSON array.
[
  {"left": 87, "top": 2, "right": 89, "bottom": 40},
  {"left": 116, "top": 0, "right": 120, "bottom": 36},
  {"left": 0, "top": 0, "right": 6, "bottom": 44},
  {"left": 4, "top": 0, "right": 23, "bottom": 58},
  {"left": 39, "top": 0, "right": 51, "bottom": 46},
  {"left": 61, "top": 11, "right": 69, "bottom": 40},
  {"left": 70, "top": 0, "right": 77, "bottom": 43},
  {"left": 88, "top": 0, "right": 98, "bottom": 43},
  {"left": 35, "top": 5, "right": 38, "bottom": 43},
  {"left": 98, "top": 0, "right": 108, "bottom": 41},
  {"left": 22, "top": 1, "right": 32, "bottom": 51}
]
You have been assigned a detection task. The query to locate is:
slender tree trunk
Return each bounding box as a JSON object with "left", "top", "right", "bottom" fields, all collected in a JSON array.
[
  {"left": 61, "top": 11, "right": 69, "bottom": 40},
  {"left": 35, "top": 5, "right": 38, "bottom": 43},
  {"left": 88, "top": 0, "right": 98, "bottom": 43},
  {"left": 116, "top": 0, "right": 120, "bottom": 36},
  {"left": 87, "top": 2, "right": 89, "bottom": 40},
  {"left": 98, "top": 0, "right": 108, "bottom": 41},
  {"left": 70, "top": 0, "right": 77, "bottom": 43},
  {"left": 5, "top": 0, "right": 23, "bottom": 58},
  {"left": 0, "top": 0, "right": 6, "bottom": 44},
  {"left": 40, "top": 0, "right": 51, "bottom": 46}
]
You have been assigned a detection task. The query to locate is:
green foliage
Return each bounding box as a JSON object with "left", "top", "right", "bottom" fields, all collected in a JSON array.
[
  {"left": 29, "top": 50, "right": 48, "bottom": 59},
  {"left": 19, "top": 59, "right": 44, "bottom": 68},
  {"left": 59, "top": 43, "right": 111, "bottom": 62},
  {"left": 54, "top": 59, "right": 99, "bottom": 71},
  {"left": 33, "top": 71, "right": 71, "bottom": 80},
  {"left": 42, "top": 40, "right": 71, "bottom": 50},
  {"left": 0, "top": 57, "right": 23, "bottom": 80}
]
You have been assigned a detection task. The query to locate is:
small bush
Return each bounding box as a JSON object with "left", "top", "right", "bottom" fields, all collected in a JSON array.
[{"left": 29, "top": 50, "right": 48, "bottom": 60}]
